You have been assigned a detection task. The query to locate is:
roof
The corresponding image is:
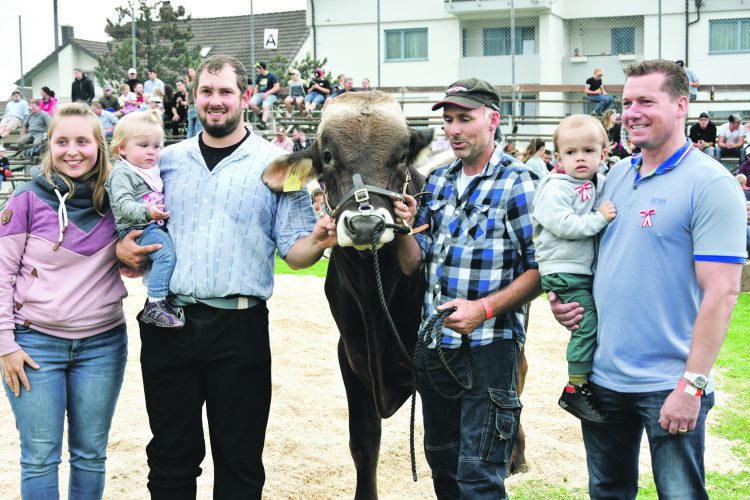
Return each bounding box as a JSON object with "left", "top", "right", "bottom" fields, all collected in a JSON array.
[
  {"left": 191, "top": 10, "right": 309, "bottom": 68},
  {"left": 16, "top": 38, "right": 108, "bottom": 85},
  {"left": 17, "top": 10, "right": 309, "bottom": 85}
]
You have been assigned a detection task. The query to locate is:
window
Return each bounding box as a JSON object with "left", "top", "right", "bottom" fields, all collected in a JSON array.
[
  {"left": 709, "top": 18, "right": 750, "bottom": 53},
  {"left": 611, "top": 27, "right": 635, "bottom": 55},
  {"left": 482, "top": 27, "right": 535, "bottom": 56},
  {"left": 385, "top": 28, "right": 428, "bottom": 61}
]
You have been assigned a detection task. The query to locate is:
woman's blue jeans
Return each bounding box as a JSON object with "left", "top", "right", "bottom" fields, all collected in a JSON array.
[{"left": 3, "top": 324, "right": 128, "bottom": 500}]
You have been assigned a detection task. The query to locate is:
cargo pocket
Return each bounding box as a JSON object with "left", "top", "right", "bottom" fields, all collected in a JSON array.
[{"left": 480, "top": 388, "right": 522, "bottom": 463}]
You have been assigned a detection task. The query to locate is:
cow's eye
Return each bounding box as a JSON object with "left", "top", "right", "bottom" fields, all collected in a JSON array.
[
  {"left": 399, "top": 154, "right": 408, "bottom": 164},
  {"left": 323, "top": 151, "right": 333, "bottom": 164}
]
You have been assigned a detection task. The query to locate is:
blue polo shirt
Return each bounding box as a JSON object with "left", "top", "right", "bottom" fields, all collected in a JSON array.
[{"left": 592, "top": 139, "right": 746, "bottom": 393}]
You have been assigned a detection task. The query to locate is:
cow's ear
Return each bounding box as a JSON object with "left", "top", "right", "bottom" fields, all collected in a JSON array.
[
  {"left": 262, "top": 143, "right": 321, "bottom": 192},
  {"left": 408, "top": 127, "right": 434, "bottom": 164}
]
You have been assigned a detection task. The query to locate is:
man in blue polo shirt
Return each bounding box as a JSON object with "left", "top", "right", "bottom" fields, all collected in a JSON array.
[{"left": 551, "top": 60, "right": 746, "bottom": 499}]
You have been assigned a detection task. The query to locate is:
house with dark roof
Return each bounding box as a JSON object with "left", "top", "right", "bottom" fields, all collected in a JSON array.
[{"left": 17, "top": 10, "right": 309, "bottom": 102}]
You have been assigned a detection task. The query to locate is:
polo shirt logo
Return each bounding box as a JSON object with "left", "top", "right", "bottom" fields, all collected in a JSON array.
[{"left": 650, "top": 197, "right": 667, "bottom": 206}]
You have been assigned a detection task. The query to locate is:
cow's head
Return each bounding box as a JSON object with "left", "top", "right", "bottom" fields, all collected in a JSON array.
[{"left": 262, "top": 91, "right": 433, "bottom": 250}]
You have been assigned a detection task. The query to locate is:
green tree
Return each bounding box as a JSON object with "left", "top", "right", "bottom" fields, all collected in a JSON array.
[{"left": 96, "top": 0, "right": 202, "bottom": 89}]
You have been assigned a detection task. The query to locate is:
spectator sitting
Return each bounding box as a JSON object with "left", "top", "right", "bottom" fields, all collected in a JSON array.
[
  {"left": 292, "top": 128, "right": 311, "bottom": 152},
  {"left": 134, "top": 82, "right": 146, "bottom": 107},
  {"left": 116, "top": 83, "right": 138, "bottom": 117},
  {"left": 40, "top": 86, "right": 57, "bottom": 115},
  {"left": 249, "top": 62, "right": 280, "bottom": 130},
  {"left": 304, "top": 68, "right": 331, "bottom": 116},
  {"left": 92, "top": 101, "right": 119, "bottom": 138},
  {"left": 71, "top": 68, "right": 95, "bottom": 104},
  {"left": 584, "top": 67, "right": 614, "bottom": 116},
  {"left": 736, "top": 174, "right": 750, "bottom": 201},
  {"left": 18, "top": 99, "right": 51, "bottom": 147},
  {"left": 171, "top": 80, "right": 188, "bottom": 134},
  {"left": 332, "top": 73, "right": 346, "bottom": 95},
  {"left": 0, "top": 146, "right": 9, "bottom": 189},
  {"left": 271, "top": 126, "right": 294, "bottom": 153},
  {"left": 284, "top": 68, "right": 307, "bottom": 117},
  {"left": 360, "top": 78, "right": 373, "bottom": 92},
  {"left": 716, "top": 113, "right": 747, "bottom": 164},
  {"left": 147, "top": 96, "right": 164, "bottom": 117},
  {"left": 331, "top": 77, "right": 355, "bottom": 99},
  {"left": 521, "top": 138, "right": 548, "bottom": 181},
  {"left": 544, "top": 149, "right": 555, "bottom": 171},
  {"left": 0, "top": 90, "right": 29, "bottom": 142},
  {"left": 126, "top": 67, "right": 141, "bottom": 92},
  {"left": 689, "top": 112, "right": 717, "bottom": 158},
  {"left": 162, "top": 84, "right": 180, "bottom": 136},
  {"left": 144, "top": 68, "right": 165, "bottom": 95},
  {"left": 98, "top": 85, "right": 120, "bottom": 112},
  {"left": 738, "top": 157, "right": 750, "bottom": 177},
  {"left": 601, "top": 110, "right": 624, "bottom": 156}
]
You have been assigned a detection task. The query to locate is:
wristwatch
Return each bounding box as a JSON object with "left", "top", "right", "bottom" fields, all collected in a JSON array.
[{"left": 682, "top": 371, "right": 708, "bottom": 389}]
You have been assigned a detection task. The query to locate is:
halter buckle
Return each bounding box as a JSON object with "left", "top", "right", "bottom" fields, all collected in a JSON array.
[{"left": 354, "top": 188, "right": 369, "bottom": 203}]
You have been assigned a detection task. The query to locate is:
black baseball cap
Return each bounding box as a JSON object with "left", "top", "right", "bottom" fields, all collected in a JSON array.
[
  {"left": 698, "top": 112, "right": 709, "bottom": 119},
  {"left": 432, "top": 78, "right": 500, "bottom": 112}
]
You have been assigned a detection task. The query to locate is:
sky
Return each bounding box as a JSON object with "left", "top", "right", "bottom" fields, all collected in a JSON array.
[{"left": 0, "top": 0, "right": 306, "bottom": 95}]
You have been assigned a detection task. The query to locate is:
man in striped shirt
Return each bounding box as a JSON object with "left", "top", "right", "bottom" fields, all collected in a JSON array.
[
  {"left": 394, "top": 78, "right": 541, "bottom": 499},
  {"left": 116, "top": 54, "right": 336, "bottom": 499}
]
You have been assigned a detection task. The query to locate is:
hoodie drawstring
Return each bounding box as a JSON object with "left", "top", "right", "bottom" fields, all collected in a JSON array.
[{"left": 53, "top": 188, "right": 69, "bottom": 251}]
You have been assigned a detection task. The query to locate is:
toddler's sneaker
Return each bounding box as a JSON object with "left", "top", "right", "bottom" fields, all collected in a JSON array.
[
  {"left": 558, "top": 382, "right": 608, "bottom": 425},
  {"left": 141, "top": 300, "right": 185, "bottom": 330}
]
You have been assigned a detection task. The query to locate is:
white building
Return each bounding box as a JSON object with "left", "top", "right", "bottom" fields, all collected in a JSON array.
[{"left": 306, "top": 0, "right": 750, "bottom": 125}]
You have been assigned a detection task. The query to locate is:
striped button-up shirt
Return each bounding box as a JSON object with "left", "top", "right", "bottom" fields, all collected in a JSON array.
[
  {"left": 414, "top": 145, "right": 538, "bottom": 347},
  {"left": 159, "top": 132, "right": 317, "bottom": 301}
]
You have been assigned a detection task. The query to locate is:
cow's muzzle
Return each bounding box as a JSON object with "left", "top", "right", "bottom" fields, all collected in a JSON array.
[{"left": 337, "top": 207, "right": 396, "bottom": 250}]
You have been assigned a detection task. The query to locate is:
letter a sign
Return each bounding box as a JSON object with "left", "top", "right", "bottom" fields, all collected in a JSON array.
[{"left": 264, "top": 29, "right": 279, "bottom": 50}]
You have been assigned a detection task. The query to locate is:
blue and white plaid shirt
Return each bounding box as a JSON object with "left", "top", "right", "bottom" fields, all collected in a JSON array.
[{"left": 414, "top": 145, "right": 538, "bottom": 347}]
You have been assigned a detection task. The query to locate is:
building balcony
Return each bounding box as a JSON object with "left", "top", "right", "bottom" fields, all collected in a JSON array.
[{"left": 444, "top": 0, "right": 554, "bottom": 15}]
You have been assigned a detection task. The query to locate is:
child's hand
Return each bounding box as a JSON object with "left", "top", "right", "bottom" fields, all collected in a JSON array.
[
  {"left": 599, "top": 201, "right": 617, "bottom": 221},
  {"left": 149, "top": 204, "right": 170, "bottom": 221}
]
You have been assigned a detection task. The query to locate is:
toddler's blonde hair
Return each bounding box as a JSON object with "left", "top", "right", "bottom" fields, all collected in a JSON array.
[{"left": 110, "top": 110, "right": 164, "bottom": 159}]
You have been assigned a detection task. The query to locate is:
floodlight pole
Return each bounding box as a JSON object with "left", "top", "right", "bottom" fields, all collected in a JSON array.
[
  {"left": 19, "top": 16, "right": 25, "bottom": 91},
  {"left": 250, "top": 0, "right": 256, "bottom": 75},
  {"left": 131, "top": 2, "right": 137, "bottom": 70}
]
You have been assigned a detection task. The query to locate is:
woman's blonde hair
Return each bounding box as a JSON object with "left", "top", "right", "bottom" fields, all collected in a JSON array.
[
  {"left": 601, "top": 109, "right": 616, "bottom": 130},
  {"left": 41, "top": 102, "right": 110, "bottom": 214},
  {"left": 522, "top": 138, "right": 545, "bottom": 163},
  {"left": 110, "top": 110, "right": 164, "bottom": 160}
]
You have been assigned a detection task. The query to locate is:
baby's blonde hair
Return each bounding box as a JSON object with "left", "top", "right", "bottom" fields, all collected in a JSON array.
[
  {"left": 110, "top": 110, "right": 164, "bottom": 159},
  {"left": 736, "top": 173, "right": 747, "bottom": 187},
  {"left": 553, "top": 114, "right": 608, "bottom": 152}
]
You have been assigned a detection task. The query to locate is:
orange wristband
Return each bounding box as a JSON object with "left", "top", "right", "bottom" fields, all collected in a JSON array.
[
  {"left": 479, "top": 298, "right": 493, "bottom": 320},
  {"left": 677, "top": 378, "right": 703, "bottom": 397}
]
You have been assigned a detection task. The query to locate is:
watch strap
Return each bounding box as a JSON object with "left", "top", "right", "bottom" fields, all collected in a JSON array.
[
  {"left": 479, "top": 297, "right": 493, "bottom": 320},
  {"left": 677, "top": 378, "right": 703, "bottom": 397}
]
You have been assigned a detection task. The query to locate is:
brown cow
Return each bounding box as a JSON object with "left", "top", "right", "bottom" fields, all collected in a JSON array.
[{"left": 262, "top": 91, "right": 527, "bottom": 498}]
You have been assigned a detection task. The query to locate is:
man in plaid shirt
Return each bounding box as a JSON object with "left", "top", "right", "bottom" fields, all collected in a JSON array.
[{"left": 395, "top": 78, "right": 541, "bottom": 499}]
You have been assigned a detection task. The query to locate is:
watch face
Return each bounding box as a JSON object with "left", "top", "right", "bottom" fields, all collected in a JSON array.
[{"left": 693, "top": 375, "right": 708, "bottom": 389}]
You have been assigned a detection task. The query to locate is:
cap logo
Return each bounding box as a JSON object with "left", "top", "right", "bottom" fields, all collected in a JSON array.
[{"left": 447, "top": 85, "right": 467, "bottom": 94}]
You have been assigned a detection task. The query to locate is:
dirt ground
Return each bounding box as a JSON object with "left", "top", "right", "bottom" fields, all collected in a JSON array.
[{"left": 0, "top": 275, "right": 744, "bottom": 499}]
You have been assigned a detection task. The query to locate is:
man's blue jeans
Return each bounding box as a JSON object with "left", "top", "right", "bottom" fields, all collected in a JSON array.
[
  {"left": 587, "top": 94, "right": 614, "bottom": 114},
  {"left": 136, "top": 224, "right": 177, "bottom": 300},
  {"left": 186, "top": 106, "right": 202, "bottom": 139},
  {"left": 3, "top": 324, "right": 127, "bottom": 500},
  {"left": 416, "top": 339, "right": 522, "bottom": 500},
  {"left": 582, "top": 383, "right": 714, "bottom": 500}
]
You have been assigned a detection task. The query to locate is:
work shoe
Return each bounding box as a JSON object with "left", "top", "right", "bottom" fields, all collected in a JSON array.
[
  {"left": 141, "top": 300, "right": 185, "bottom": 330},
  {"left": 558, "top": 382, "right": 608, "bottom": 425}
]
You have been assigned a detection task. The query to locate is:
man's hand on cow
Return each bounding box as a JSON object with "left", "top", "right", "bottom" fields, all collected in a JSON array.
[
  {"left": 438, "top": 298, "right": 485, "bottom": 335},
  {"left": 115, "top": 229, "right": 162, "bottom": 270},
  {"left": 393, "top": 194, "right": 417, "bottom": 227},
  {"left": 547, "top": 291, "right": 584, "bottom": 331},
  {"left": 311, "top": 214, "right": 338, "bottom": 249}
]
